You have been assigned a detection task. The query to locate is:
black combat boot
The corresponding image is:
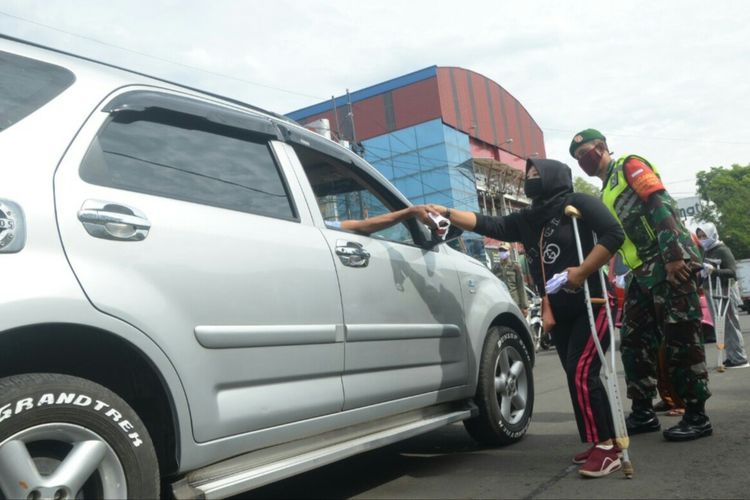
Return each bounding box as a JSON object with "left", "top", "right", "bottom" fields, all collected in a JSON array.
[
  {"left": 663, "top": 403, "right": 712, "bottom": 441},
  {"left": 625, "top": 399, "right": 661, "bottom": 434}
]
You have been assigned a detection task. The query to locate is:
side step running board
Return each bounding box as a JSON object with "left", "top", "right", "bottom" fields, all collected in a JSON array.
[{"left": 173, "top": 407, "right": 472, "bottom": 499}]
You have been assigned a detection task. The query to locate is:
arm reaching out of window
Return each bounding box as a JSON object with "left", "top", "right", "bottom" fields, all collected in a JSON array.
[{"left": 339, "top": 205, "right": 435, "bottom": 235}]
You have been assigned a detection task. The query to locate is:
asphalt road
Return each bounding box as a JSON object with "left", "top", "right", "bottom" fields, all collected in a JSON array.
[{"left": 245, "top": 313, "right": 750, "bottom": 499}]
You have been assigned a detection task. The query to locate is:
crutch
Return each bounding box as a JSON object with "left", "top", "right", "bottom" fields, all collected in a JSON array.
[
  {"left": 565, "top": 205, "right": 634, "bottom": 479},
  {"left": 707, "top": 269, "right": 732, "bottom": 373}
]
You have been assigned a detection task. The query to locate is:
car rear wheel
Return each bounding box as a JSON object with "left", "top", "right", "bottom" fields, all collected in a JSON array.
[
  {"left": 464, "top": 326, "right": 534, "bottom": 446},
  {"left": 0, "top": 373, "right": 159, "bottom": 499}
]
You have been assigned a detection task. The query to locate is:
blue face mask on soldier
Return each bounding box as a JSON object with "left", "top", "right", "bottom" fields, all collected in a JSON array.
[{"left": 499, "top": 250, "right": 510, "bottom": 261}]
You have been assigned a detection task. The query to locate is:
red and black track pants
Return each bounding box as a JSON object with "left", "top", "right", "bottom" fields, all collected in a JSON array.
[{"left": 551, "top": 304, "right": 615, "bottom": 443}]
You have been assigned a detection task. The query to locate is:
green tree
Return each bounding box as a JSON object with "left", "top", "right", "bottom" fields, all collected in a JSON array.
[
  {"left": 695, "top": 163, "right": 750, "bottom": 259},
  {"left": 573, "top": 176, "right": 601, "bottom": 196}
]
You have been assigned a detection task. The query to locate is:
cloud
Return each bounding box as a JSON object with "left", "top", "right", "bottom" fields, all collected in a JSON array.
[{"left": 2, "top": 0, "right": 748, "bottom": 195}]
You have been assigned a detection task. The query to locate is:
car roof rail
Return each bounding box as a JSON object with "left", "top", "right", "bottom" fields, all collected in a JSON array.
[{"left": 0, "top": 33, "right": 299, "bottom": 126}]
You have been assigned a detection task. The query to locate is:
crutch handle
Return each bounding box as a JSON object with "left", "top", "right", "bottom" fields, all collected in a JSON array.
[
  {"left": 564, "top": 205, "right": 582, "bottom": 218},
  {"left": 591, "top": 297, "right": 607, "bottom": 305}
]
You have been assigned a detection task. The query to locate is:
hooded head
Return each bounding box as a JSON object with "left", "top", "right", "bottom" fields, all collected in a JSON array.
[
  {"left": 696, "top": 222, "right": 721, "bottom": 251},
  {"left": 522, "top": 158, "right": 574, "bottom": 227},
  {"left": 525, "top": 158, "right": 574, "bottom": 205}
]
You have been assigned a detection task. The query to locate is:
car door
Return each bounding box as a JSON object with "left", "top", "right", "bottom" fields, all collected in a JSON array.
[
  {"left": 53, "top": 88, "right": 345, "bottom": 442},
  {"left": 280, "top": 132, "right": 469, "bottom": 410}
]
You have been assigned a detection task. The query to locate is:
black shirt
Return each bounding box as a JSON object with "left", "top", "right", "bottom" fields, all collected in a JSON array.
[{"left": 474, "top": 193, "right": 624, "bottom": 321}]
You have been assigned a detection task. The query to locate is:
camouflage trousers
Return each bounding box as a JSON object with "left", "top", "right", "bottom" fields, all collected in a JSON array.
[{"left": 620, "top": 276, "right": 711, "bottom": 406}]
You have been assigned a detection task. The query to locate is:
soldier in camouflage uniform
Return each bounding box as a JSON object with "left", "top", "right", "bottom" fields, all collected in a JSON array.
[
  {"left": 570, "top": 129, "right": 712, "bottom": 442},
  {"left": 492, "top": 243, "right": 529, "bottom": 314}
]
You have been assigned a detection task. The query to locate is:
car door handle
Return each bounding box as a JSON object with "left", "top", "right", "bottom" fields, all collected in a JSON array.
[
  {"left": 335, "top": 239, "right": 370, "bottom": 268},
  {"left": 77, "top": 199, "right": 151, "bottom": 241}
]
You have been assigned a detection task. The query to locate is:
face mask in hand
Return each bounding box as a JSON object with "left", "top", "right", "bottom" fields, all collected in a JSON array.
[
  {"left": 524, "top": 178, "right": 543, "bottom": 199},
  {"left": 578, "top": 146, "right": 603, "bottom": 176}
]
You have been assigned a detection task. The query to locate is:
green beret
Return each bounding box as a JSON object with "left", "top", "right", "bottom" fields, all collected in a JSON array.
[{"left": 569, "top": 128, "right": 606, "bottom": 157}]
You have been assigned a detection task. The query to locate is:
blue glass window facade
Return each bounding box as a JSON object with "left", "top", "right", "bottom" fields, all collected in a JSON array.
[
  {"left": 362, "top": 119, "right": 479, "bottom": 212},
  {"left": 362, "top": 118, "right": 484, "bottom": 257}
]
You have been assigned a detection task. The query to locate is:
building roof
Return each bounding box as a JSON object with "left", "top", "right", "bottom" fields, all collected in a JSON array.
[{"left": 287, "top": 66, "right": 545, "bottom": 160}]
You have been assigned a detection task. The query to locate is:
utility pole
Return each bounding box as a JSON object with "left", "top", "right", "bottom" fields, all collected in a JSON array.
[
  {"left": 331, "top": 95, "right": 341, "bottom": 141},
  {"left": 486, "top": 165, "right": 497, "bottom": 216},
  {"left": 346, "top": 89, "right": 364, "bottom": 157},
  {"left": 346, "top": 89, "right": 356, "bottom": 143}
]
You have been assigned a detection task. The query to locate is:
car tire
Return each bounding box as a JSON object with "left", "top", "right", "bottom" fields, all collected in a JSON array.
[
  {"left": 0, "top": 373, "right": 159, "bottom": 499},
  {"left": 463, "top": 326, "right": 534, "bottom": 446}
]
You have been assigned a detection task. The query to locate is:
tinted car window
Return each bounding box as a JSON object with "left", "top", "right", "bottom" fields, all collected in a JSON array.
[
  {"left": 0, "top": 51, "right": 75, "bottom": 131},
  {"left": 293, "top": 143, "right": 416, "bottom": 244},
  {"left": 80, "top": 107, "right": 295, "bottom": 219}
]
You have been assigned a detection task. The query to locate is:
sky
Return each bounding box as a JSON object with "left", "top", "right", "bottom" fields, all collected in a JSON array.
[{"left": 2, "top": 0, "right": 749, "bottom": 199}]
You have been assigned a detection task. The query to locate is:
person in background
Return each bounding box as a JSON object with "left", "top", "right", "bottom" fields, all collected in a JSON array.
[
  {"left": 570, "top": 128, "right": 712, "bottom": 442},
  {"left": 696, "top": 223, "right": 749, "bottom": 369},
  {"left": 517, "top": 248, "right": 535, "bottom": 288},
  {"left": 492, "top": 242, "right": 529, "bottom": 315},
  {"left": 427, "top": 158, "right": 625, "bottom": 478}
]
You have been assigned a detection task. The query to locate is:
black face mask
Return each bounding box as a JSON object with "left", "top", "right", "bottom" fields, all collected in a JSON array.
[{"left": 524, "top": 178, "right": 543, "bottom": 199}]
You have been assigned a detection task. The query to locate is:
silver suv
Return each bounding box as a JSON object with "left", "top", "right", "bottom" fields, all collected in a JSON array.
[{"left": 0, "top": 36, "right": 534, "bottom": 499}]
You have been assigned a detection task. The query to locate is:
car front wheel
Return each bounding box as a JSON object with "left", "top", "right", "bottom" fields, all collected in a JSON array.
[
  {"left": 0, "top": 373, "right": 159, "bottom": 499},
  {"left": 463, "top": 326, "right": 534, "bottom": 446}
]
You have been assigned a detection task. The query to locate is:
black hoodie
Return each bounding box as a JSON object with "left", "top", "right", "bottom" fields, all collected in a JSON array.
[{"left": 474, "top": 159, "right": 624, "bottom": 320}]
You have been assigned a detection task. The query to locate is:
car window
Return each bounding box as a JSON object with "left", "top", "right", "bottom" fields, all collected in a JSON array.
[
  {"left": 0, "top": 51, "right": 75, "bottom": 131},
  {"left": 80, "top": 105, "right": 296, "bottom": 220},
  {"left": 292, "top": 144, "right": 415, "bottom": 245}
]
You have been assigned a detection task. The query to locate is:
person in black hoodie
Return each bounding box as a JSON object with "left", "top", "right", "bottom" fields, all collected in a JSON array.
[{"left": 427, "top": 159, "right": 625, "bottom": 478}]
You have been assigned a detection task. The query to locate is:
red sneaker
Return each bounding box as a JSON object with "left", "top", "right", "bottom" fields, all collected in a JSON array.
[
  {"left": 572, "top": 444, "right": 621, "bottom": 464},
  {"left": 578, "top": 446, "right": 622, "bottom": 478}
]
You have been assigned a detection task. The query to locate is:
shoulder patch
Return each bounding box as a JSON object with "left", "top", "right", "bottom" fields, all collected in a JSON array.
[{"left": 623, "top": 157, "right": 664, "bottom": 201}]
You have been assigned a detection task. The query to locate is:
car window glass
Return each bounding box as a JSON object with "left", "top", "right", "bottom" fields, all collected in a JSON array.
[
  {"left": 0, "top": 51, "right": 75, "bottom": 131},
  {"left": 292, "top": 144, "right": 415, "bottom": 244},
  {"left": 80, "top": 107, "right": 295, "bottom": 219}
]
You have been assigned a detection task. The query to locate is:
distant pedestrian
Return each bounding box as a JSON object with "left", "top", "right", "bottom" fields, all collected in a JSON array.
[
  {"left": 492, "top": 243, "right": 529, "bottom": 315},
  {"left": 696, "top": 222, "right": 749, "bottom": 369},
  {"left": 517, "top": 248, "right": 534, "bottom": 288}
]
